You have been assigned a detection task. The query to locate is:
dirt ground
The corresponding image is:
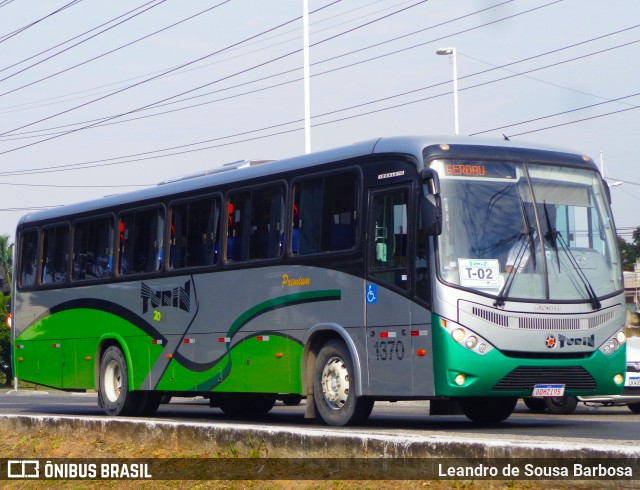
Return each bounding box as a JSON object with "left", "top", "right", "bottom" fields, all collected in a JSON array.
[{"left": 0, "top": 425, "right": 618, "bottom": 490}]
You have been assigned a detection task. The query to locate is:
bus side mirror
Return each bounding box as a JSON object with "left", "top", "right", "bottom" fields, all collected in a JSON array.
[
  {"left": 603, "top": 180, "right": 612, "bottom": 205},
  {"left": 420, "top": 168, "right": 442, "bottom": 236}
]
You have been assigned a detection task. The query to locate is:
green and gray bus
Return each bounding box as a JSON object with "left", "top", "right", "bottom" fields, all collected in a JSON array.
[{"left": 12, "top": 136, "right": 627, "bottom": 425}]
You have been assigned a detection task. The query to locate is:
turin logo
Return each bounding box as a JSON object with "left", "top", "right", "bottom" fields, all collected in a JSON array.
[
  {"left": 141, "top": 280, "right": 191, "bottom": 314},
  {"left": 545, "top": 335, "right": 556, "bottom": 349}
]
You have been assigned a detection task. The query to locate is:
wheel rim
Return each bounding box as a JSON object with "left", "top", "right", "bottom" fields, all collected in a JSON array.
[
  {"left": 103, "top": 359, "right": 122, "bottom": 403},
  {"left": 320, "top": 356, "right": 349, "bottom": 410}
]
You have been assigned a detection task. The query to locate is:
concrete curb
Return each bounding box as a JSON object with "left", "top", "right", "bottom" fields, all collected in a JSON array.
[{"left": 1, "top": 414, "right": 639, "bottom": 459}]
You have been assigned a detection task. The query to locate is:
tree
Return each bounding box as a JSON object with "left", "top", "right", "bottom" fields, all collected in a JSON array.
[
  {"left": 0, "top": 235, "right": 12, "bottom": 386},
  {"left": 0, "top": 234, "right": 12, "bottom": 293},
  {"left": 619, "top": 227, "right": 640, "bottom": 271},
  {"left": 0, "top": 293, "right": 11, "bottom": 386}
]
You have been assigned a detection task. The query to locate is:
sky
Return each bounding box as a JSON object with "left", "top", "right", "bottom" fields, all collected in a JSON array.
[{"left": 1, "top": 0, "right": 639, "bottom": 242}]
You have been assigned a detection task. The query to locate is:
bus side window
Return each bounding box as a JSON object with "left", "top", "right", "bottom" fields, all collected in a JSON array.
[
  {"left": 73, "top": 217, "right": 113, "bottom": 281},
  {"left": 18, "top": 229, "right": 38, "bottom": 288},
  {"left": 41, "top": 225, "right": 69, "bottom": 285},
  {"left": 170, "top": 196, "right": 220, "bottom": 270},
  {"left": 370, "top": 188, "right": 409, "bottom": 291},
  {"left": 292, "top": 171, "right": 358, "bottom": 255}
]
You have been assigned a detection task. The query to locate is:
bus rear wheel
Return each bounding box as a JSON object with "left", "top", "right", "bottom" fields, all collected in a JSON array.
[
  {"left": 459, "top": 396, "right": 517, "bottom": 424},
  {"left": 99, "top": 346, "right": 140, "bottom": 416},
  {"left": 628, "top": 402, "right": 640, "bottom": 414},
  {"left": 313, "top": 339, "right": 373, "bottom": 426},
  {"left": 545, "top": 396, "right": 578, "bottom": 415},
  {"left": 523, "top": 397, "right": 547, "bottom": 413}
]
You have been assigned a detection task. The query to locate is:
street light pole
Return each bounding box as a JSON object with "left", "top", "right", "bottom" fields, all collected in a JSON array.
[
  {"left": 303, "top": 0, "right": 311, "bottom": 153},
  {"left": 436, "top": 47, "right": 459, "bottom": 136}
]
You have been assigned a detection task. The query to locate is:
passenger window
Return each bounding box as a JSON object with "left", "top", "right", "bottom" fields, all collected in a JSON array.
[
  {"left": 370, "top": 188, "right": 410, "bottom": 291},
  {"left": 72, "top": 217, "right": 113, "bottom": 281},
  {"left": 118, "top": 208, "right": 164, "bottom": 275},
  {"left": 292, "top": 171, "right": 358, "bottom": 255},
  {"left": 41, "top": 225, "right": 69, "bottom": 285},
  {"left": 169, "top": 197, "right": 220, "bottom": 269},
  {"left": 227, "top": 186, "right": 284, "bottom": 262},
  {"left": 18, "top": 229, "right": 38, "bottom": 288}
]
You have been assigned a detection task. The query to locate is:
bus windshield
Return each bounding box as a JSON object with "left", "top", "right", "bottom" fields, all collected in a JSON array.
[{"left": 433, "top": 159, "right": 622, "bottom": 303}]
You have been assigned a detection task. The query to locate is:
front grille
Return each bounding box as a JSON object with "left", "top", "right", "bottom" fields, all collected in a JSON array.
[
  {"left": 518, "top": 317, "right": 581, "bottom": 330},
  {"left": 472, "top": 307, "right": 508, "bottom": 327},
  {"left": 622, "top": 386, "right": 640, "bottom": 396},
  {"left": 493, "top": 366, "right": 596, "bottom": 391}
]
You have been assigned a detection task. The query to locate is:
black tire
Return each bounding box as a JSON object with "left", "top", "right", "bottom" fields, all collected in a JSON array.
[
  {"left": 523, "top": 397, "right": 547, "bottom": 413},
  {"left": 313, "top": 339, "right": 373, "bottom": 426},
  {"left": 136, "top": 392, "right": 162, "bottom": 416},
  {"left": 627, "top": 402, "right": 640, "bottom": 414},
  {"left": 545, "top": 396, "right": 578, "bottom": 415},
  {"left": 219, "top": 394, "right": 276, "bottom": 416},
  {"left": 280, "top": 394, "right": 303, "bottom": 406},
  {"left": 459, "top": 397, "right": 517, "bottom": 424},
  {"left": 98, "top": 346, "right": 140, "bottom": 416}
]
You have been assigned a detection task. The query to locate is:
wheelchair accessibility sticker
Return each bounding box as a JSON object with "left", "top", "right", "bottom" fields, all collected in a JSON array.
[{"left": 366, "top": 283, "right": 378, "bottom": 304}]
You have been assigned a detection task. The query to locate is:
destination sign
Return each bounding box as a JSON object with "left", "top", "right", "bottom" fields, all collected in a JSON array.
[{"left": 443, "top": 161, "right": 516, "bottom": 179}]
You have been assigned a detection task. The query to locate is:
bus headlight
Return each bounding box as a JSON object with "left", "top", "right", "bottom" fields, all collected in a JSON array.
[
  {"left": 600, "top": 330, "right": 625, "bottom": 356},
  {"left": 439, "top": 316, "right": 494, "bottom": 355},
  {"left": 452, "top": 328, "right": 465, "bottom": 343},
  {"left": 465, "top": 336, "right": 478, "bottom": 349}
]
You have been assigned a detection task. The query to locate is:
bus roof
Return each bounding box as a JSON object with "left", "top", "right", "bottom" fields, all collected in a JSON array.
[{"left": 16, "top": 135, "right": 595, "bottom": 229}]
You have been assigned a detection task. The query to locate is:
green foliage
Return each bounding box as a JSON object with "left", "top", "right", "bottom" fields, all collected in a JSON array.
[
  {"left": 619, "top": 227, "right": 640, "bottom": 271},
  {"left": 0, "top": 235, "right": 12, "bottom": 386},
  {"left": 0, "top": 234, "right": 12, "bottom": 291},
  {"left": 0, "top": 292, "right": 11, "bottom": 386}
]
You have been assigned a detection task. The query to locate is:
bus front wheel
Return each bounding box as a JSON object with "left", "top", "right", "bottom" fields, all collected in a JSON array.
[
  {"left": 313, "top": 339, "right": 373, "bottom": 426},
  {"left": 98, "top": 346, "right": 139, "bottom": 416},
  {"left": 459, "top": 396, "right": 517, "bottom": 424}
]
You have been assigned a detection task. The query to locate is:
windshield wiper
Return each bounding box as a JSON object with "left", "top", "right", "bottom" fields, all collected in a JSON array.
[
  {"left": 494, "top": 190, "right": 537, "bottom": 307},
  {"left": 542, "top": 203, "right": 601, "bottom": 310},
  {"left": 494, "top": 231, "right": 528, "bottom": 307}
]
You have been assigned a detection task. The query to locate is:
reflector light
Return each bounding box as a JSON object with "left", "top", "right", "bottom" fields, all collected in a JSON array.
[
  {"left": 416, "top": 349, "right": 427, "bottom": 357},
  {"left": 276, "top": 353, "right": 283, "bottom": 358},
  {"left": 219, "top": 337, "right": 231, "bottom": 343}
]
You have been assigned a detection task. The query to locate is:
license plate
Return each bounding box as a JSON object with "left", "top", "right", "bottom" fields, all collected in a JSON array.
[
  {"left": 626, "top": 375, "right": 640, "bottom": 387},
  {"left": 532, "top": 384, "right": 565, "bottom": 397}
]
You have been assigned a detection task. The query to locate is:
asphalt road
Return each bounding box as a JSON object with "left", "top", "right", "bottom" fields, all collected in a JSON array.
[{"left": 1, "top": 390, "right": 639, "bottom": 449}]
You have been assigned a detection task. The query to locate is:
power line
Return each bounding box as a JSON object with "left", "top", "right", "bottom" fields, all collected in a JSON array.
[
  {"left": 0, "top": 0, "right": 551, "bottom": 142},
  {"left": 0, "top": 0, "right": 84, "bottom": 44},
  {"left": 506, "top": 104, "right": 640, "bottom": 138},
  {"left": 0, "top": 0, "right": 426, "bottom": 147},
  {"left": 0, "top": 0, "right": 167, "bottom": 81},
  {"left": 2, "top": 21, "right": 637, "bottom": 178}
]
